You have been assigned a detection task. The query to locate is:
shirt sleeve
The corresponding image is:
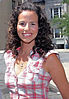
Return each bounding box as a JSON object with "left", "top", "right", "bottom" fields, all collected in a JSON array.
[
  {"left": 45, "top": 50, "right": 60, "bottom": 59},
  {"left": 4, "top": 50, "right": 13, "bottom": 67}
]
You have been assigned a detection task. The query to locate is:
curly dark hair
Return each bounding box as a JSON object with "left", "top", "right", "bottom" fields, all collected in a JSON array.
[{"left": 5, "top": 1, "right": 54, "bottom": 57}]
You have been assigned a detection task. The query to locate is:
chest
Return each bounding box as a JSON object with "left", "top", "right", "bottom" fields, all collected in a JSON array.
[{"left": 5, "top": 57, "right": 51, "bottom": 87}]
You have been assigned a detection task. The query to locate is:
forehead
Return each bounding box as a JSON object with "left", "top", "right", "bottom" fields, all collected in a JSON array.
[{"left": 18, "top": 10, "right": 38, "bottom": 21}]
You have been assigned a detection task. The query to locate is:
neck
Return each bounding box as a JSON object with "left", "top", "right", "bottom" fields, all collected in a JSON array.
[{"left": 20, "top": 41, "right": 35, "bottom": 56}]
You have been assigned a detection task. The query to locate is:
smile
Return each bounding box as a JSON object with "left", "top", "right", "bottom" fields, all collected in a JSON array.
[{"left": 22, "top": 33, "right": 32, "bottom": 37}]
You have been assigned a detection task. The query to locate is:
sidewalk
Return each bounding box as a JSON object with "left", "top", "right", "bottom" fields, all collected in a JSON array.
[
  {"left": 55, "top": 49, "right": 69, "bottom": 52},
  {"left": 0, "top": 49, "right": 69, "bottom": 99}
]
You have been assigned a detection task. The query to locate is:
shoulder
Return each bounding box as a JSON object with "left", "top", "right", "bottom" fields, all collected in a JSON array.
[
  {"left": 4, "top": 50, "right": 15, "bottom": 67},
  {"left": 4, "top": 50, "right": 13, "bottom": 59},
  {"left": 4, "top": 47, "right": 20, "bottom": 59},
  {"left": 43, "top": 50, "right": 61, "bottom": 72},
  {"left": 45, "top": 50, "right": 60, "bottom": 64},
  {"left": 45, "top": 50, "right": 59, "bottom": 59},
  {"left": 45, "top": 53, "right": 60, "bottom": 66},
  {"left": 4, "top": 50, "right": 14, "bottom": 63}
]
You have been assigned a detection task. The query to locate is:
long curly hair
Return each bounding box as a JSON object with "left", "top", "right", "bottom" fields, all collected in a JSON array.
[{"left": 5, "top": 1, "right": 54, "bottom": 57}]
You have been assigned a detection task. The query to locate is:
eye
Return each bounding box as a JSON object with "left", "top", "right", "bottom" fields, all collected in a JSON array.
[
  {"left": 31, "top": 22, "right": 36, "bottom": 26},
  {"left": 18, "top": 22, "right": 25, "bottom": 26}
]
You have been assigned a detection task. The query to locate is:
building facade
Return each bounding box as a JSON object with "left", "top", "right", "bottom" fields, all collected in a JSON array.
[
  {"left": 45, "top": 0, "right": 69, "bottom": 49},
  {"left": 0, "top": 0, "right": 68, "bottom": 50}
]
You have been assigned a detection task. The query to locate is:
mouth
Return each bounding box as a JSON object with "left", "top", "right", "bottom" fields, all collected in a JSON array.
[{"left": 22, "top": 33, "right": 32, "bottom": 37}]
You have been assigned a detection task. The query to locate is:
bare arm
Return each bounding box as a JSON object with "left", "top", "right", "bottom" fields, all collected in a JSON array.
[{"left": 43, "top": 54, "right": 69, "bottom": 99}]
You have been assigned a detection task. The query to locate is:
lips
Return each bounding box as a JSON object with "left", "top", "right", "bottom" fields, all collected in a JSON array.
[{"left": 22, "top": 33, "right": 32, "bottom": 37}]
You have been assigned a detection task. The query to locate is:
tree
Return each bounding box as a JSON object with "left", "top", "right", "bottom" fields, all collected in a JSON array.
[
  {"left": 51, "top": 13, "right": 69, "bottom": 36},
  {"left": 63, "top": 0, "right": 69, "bottom": 4},
  {"left": 51, "top": 0, "right": 69, "bottom": 36}
]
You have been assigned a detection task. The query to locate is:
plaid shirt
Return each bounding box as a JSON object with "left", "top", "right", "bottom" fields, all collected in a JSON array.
[{"left": 4, "top": 49, "right": 58, "bottom": 99}]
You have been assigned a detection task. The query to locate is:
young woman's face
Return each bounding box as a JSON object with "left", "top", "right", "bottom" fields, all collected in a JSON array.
[{"left": 17, "top": 10, "right": 38, "bottom": 44}]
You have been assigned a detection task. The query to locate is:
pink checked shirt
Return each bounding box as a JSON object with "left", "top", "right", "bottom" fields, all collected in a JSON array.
[{"left": 4, "top": 49, "right": 58, "bottom": 99}]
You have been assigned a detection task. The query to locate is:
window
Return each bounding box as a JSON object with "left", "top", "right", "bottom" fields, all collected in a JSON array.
[
  {"left": 53, "top": 28, "right": 63, "bottom": 38},
  {"left": 51, "top": 7, "right": 61, "bottom": 18},
  {"left": 32, "top": 0, "right": 45, "bottom": 3},
  {"left": 55, "top": 28, "right": 60, "bottom": 38},
  {"left": 54, "top": 8, "right": 58, "bottom": 17}
]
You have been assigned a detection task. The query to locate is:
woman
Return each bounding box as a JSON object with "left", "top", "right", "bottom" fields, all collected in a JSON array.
[{"left": 4, "top": 1, "right": 69, "bottom": 99}]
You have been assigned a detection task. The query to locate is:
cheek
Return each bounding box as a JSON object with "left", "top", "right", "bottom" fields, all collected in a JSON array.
[
  {"left": 33, "top": 26, "right": 38, "bottom": 33},
  {"left": 17, "top": 25, "right": 23, "bottom": 32},
  {"left": 35, "top": 27, "right": 38, "bottom": 35}
]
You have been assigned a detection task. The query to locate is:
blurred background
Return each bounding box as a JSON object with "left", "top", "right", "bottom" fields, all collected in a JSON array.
[{"left": 0, "top": 0, "right": 69, "bottom": 99}]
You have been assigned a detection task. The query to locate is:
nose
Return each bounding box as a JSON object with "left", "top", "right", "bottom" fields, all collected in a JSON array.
[{"left": 24, "top": 23, "right": 30, "bottom": 31}]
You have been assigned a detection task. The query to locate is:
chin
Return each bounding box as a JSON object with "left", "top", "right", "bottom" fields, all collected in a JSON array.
[{"left": 22, "top": 39, "right": 35, "bottom": 44}]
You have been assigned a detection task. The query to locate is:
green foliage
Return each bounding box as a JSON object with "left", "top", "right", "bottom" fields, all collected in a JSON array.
[
  {"left": 51, "top": 14, "right": 69, "bottom": 36},
  {"left": 63, "top": 0, "right": 69, "bottom": 4}
]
